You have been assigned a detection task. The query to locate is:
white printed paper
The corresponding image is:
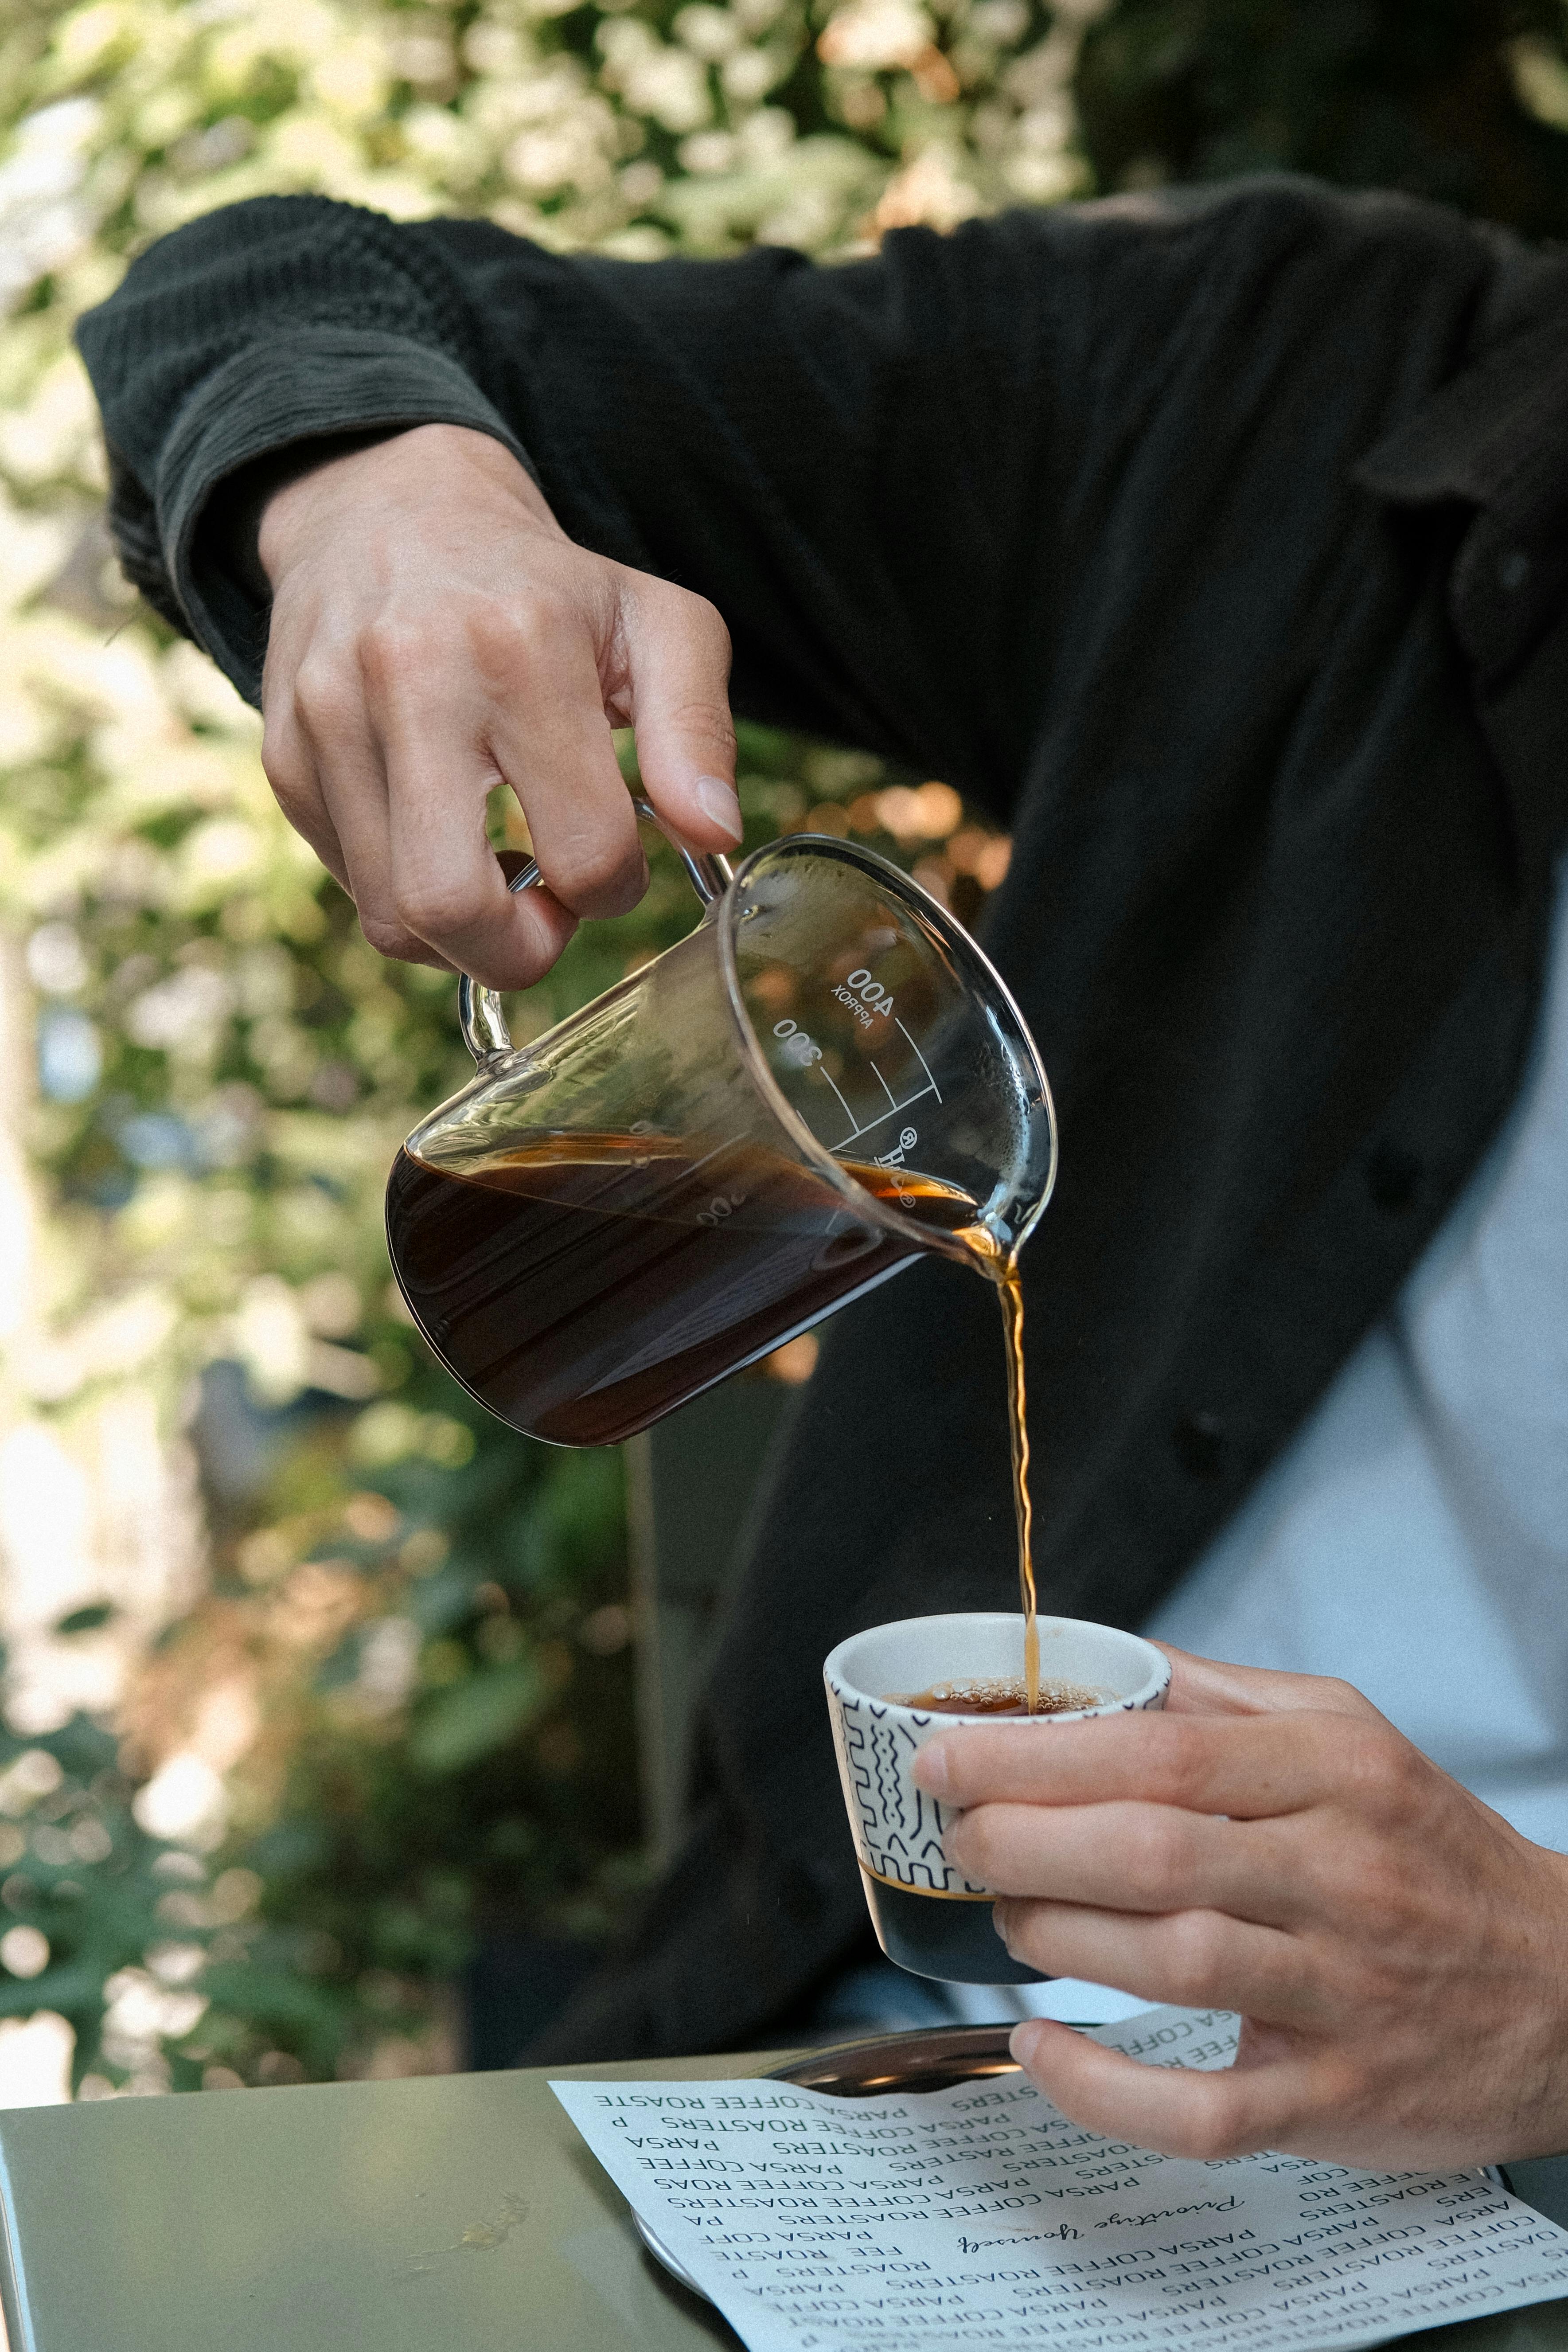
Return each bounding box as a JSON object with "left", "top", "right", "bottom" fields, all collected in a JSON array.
[{"left": 552, "top": 2007, "right": 1568, "bottom": 2352}]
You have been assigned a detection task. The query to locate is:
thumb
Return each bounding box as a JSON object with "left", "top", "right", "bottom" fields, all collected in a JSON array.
[{"left": 620, "top": 577, "right": 743, "bottom": 851}]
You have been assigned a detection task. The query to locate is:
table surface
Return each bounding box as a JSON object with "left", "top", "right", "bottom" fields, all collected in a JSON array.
[{"left": 0, "top": 2049, "right": 1564, "bottom": 2352}]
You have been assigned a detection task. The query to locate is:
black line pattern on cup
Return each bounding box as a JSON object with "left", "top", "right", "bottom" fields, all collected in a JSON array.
[
  {"left": 828, "top": 1670, "right": 1170, "bottom": 1898},
  {"left": 836, "top": 1692, "right": 990, "bottom": 1895}
]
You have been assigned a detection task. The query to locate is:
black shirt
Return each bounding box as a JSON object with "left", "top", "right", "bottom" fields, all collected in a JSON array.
[{"left": 78, "top": 178, "right": 1568, "bottom": 2057}]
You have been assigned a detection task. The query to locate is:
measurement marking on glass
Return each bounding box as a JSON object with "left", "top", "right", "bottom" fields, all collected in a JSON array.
[
  {"left": 818, "top": 1067, "right": 858, "bottom": 1137},
  {"left": 869, "top": 1060, "right": 900, "bottom": 1111},
  {"left": 826, "top": 1080, "right": 938, "bottom": 1153},
  {"left": 895, "top": 1019, "right": 943, "bottom": 1106}
]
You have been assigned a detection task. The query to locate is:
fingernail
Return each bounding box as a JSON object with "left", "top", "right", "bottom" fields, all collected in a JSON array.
[
  {"left": 694, "top": 775, "right": 742, "bottom": 841},
  {"left": 913, "top": 1739, "right": 950, "bottom": 1796}
]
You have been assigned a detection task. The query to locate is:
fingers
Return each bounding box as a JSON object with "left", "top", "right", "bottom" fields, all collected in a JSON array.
[
  {"left": 299, "top": 652, "right": 468, "bottom": 973},
  {"left": 271, "top": 617, "right": 579, "bottom": 985},
  {"left": 472, "top": 601, "right": 652, "bottom": 927},
  {"left": 949, "top": 1800, "right": 1304, "bottom": 1928},
  {"left": 618, "top": 576, "right": 742, "bottom": 850},
  {"left": 365, "top": 616, "right": 598, "bottom": 988},
  {"left": 1159, "top": 1643, "right": 1383, "bottom": 1725},
  {"left": 992, "top": 1894, "right": 1313, "bottom": 2022},
  {"left": 265, "top": 641, "right": 454, "bottom": 973},
  {"left": 915, "top": 1708, "right": 1353, "bottom": 1821},
  {"left": 1008, "top": 2018, "right": 1313, "bottom": 2161},
  {"left": 260, "top": 638, "right": 353, "bottom": 896}
]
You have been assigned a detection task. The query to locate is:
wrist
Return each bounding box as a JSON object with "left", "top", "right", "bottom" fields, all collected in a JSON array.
[
  {"left": 1506, "top": 1845, "right": 1568, "bottom": 2162},
  {"left": 257, "top": 421, "right": 551, "bottom": 587}
]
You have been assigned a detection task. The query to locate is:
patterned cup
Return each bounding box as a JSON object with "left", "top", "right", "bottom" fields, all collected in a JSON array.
[{"left": 823, "top": 1611, "right": 1171, "bottom": 1984}]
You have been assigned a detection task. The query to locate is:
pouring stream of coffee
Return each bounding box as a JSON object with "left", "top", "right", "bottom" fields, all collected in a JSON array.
[{"left": 951, "top": 1226, "right": 1039, "bottom": 1714}]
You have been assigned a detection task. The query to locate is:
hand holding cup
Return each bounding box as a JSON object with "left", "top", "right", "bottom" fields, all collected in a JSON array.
[{"left": 913, "top": 1643, "right": 1568, "bottom": 2168}]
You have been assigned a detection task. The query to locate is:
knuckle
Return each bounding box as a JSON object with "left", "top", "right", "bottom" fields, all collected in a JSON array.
[
  {"left": 1169, "top": 2090, "right": 1252, "bottom": 2164},
  {"left": 1121, "top": 1807, "right": 1186, "bottom": 1905},
  {"left": 686, "top": 586, "right": 730, "bottom": 641},
  {"left": 669, "top": 693, "right": 737, "bottom": 766},
  {"left": 1334, "top": 1843, "right": 1418, "bottom": 1956},
  {"left": 259, "top": 736, "right": 311, "bottom": 813},
  {"left": 685, "top": 589, "right": 733, "bottom": 665},
  {"left": 643, "top": 578, "right": 733, "bottom": 669},
  {"left": 1331, "top": 1838, "right": 1392, "bottom": 1915},
  {"left": 1338, "top": 1722, "right": 1424, "bottom": 1824},
  {"left": 291, "top": 658, "right": 359, "bottom": 738},
  {"left": 359, "top": 912, "right": 423, "bottom": 963},
  {"left": 394, "top": 875, "right": 489, "bottom": 942},
  {"left": 549, "top": 836, "right": 642, "bottom": 910},
  {"left": 1148, "top": 1717, "right": 1208, "bottom": 1802},
  {"left": 465, "top": 597, "right": 527, "bottom": 672},
  {"left": 1160, "top": 1909, "right": 1228, "bottom": 2005},
  {"left": 993, "top": 1896, "right": 1045, "bottom": 1966},
  {"left": 469, "top": 595, "right": 554, "bottom": 672},
  {"left": 356, "top": 617, "right": 433, "bottom": 693}
]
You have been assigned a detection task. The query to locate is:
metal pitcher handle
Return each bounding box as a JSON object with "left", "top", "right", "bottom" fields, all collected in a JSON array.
[{"left": 458, "top": 797, "right": 735, "bottom": 1067}]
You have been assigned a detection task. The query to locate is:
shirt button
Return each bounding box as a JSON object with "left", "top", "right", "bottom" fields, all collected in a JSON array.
[
  {"left": 1172, "top": 1411, "right": 1225, "bottom": 1481},
  {"left": 1498, "top": 549, "right": 1533, "bottom": 593}
]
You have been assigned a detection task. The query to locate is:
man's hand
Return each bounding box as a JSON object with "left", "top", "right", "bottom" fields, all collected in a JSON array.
[
  {"left": 913, "top": 1646, "right": 1568, "bottom": 2168},
  {"left": 257, "top": 422, "right": 742, "bottom": 986}
]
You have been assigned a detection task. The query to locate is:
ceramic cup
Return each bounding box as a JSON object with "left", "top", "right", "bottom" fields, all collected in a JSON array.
[{"left": 823, "top": 1611, "right": 1171, "bottom": 1984}]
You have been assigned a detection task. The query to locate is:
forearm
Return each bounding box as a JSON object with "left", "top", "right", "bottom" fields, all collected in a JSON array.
[
  {"left": 76, "top": 189, "right": 1092, "bottom": 795},
  {"left": 79, "top": 179, "right": 1362, "bottom": 801}
]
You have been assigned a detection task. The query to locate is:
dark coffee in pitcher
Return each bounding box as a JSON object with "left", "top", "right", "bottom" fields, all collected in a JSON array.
[{"left": 386, "top": 1133, "right": 981, "bottom": 1447}]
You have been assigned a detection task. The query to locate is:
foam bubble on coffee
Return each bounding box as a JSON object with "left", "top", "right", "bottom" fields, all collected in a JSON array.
[{"left": 891, "top": 1675, "right": 1106, "bottom": 1717}]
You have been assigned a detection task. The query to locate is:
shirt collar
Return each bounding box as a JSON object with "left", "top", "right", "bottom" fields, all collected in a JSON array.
[{"left": 1357, "top": 259, "right": 1568, "bottom": 683}]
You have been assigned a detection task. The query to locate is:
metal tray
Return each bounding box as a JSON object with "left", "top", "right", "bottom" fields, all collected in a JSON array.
[{"left": 632, "top": 2024, "right": 1024, "bottom": 2300}]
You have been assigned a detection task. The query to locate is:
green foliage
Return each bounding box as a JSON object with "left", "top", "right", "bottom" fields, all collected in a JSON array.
[
  {"left": 0, "top": 1695, "right": 218, "bottom": 2094},
  {"left": 1078, "top": 0, "right": 1568, "bottom": 236}
]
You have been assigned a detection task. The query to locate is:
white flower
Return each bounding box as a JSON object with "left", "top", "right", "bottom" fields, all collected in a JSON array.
[
  {"left": 817, "top": 0, "right": 932, "bottom": 72},
  {"left": 674, "top": 5, "right": 741, "bottom": 62},
  {"left": 0, "top": 1925, "right": 50, "bottom": 1980},
  {"left": 0, "top": 2012, "right": 73, "bottom": 2107},
  {"left": 146, "top": 1940, "right": 206, "bottom": 1986},
  {"left": 125, "top": 965, "right": 234, "bottom": 1052},
  {"left": 357, "top": 1616, "right": 421, "bottom": 1707},
  {"left": 0, "top": 1750, "right": 63, "bottom": 1816},
  {"left": 0, "top": 101, "right": 101, "bottom": 316},
  {"left": 234, "top": 1275, "right": 310, "bottom": 1406},
  {"left": 624, "top": 46, "right": 714, "bottom": 133},
  {"left": 26, "top": 923, "right": 88, "bottom": 996},
  {"left": 102, "top": 1965, "right": 207, "bottom": 2053},
  {"left": 132, "top": 1754, "right": 227, "bottom": 1850},
  {"left": 721, "top": 47, "right": 781, "bottom": 103},
  {"left": 677, "top": 130, "right": 735, "bottom": 175}
]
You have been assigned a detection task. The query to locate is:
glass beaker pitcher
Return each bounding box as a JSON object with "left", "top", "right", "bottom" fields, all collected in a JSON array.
[{"left": 385, "top": 803, "right": 1056, "bottom": 1447}]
